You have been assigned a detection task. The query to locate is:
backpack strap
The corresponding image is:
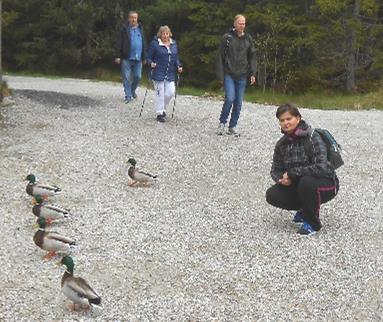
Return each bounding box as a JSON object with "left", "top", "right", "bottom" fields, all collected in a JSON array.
[
  {"left": 303, "top": 129, "right": 315, "bottom": 163},
  {"left": 223, "top": 33, "right": 233, "bottom": 59}
]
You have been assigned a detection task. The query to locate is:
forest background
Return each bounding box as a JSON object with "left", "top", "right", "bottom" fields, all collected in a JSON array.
[{"left": 2, "top": 0, "right": 383, "bottom": 109}]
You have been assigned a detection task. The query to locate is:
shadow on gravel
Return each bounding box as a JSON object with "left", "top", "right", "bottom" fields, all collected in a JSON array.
[{"left": 15, "top": 89, "right": 100, "bottom": 109}]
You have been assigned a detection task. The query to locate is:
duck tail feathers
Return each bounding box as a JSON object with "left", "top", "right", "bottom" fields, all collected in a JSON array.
[
  {"left": 89, "top": 297, "right": 102, "bottom": 306},
  {"left": 140, "top": 171, "right": 158, "bottom": 179}
]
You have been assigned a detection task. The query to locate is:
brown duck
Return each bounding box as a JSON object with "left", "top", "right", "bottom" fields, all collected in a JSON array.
[{"left": 127, "top": 158, "right": 157, "bottom": 186}]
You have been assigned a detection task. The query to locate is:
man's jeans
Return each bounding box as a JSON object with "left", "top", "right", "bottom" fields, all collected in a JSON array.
[
  {"left": 121, "top": 59, "right": 142, "bottom": 100},
  {"left": 219, "top": 74, "right": 247, "bottom": 129}
]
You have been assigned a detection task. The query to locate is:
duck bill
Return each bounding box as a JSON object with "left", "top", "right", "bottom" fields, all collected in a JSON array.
[{"left": 32, "top": 223, "right": 39, "bottom": 229}]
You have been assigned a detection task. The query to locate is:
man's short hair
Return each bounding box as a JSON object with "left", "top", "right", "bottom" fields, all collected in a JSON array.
[
  {"left": 126, "top": 11, "right": 138, "bottom": 18},
  {"left": 234, "top": 14, "right": 246, "bottom": 22}
]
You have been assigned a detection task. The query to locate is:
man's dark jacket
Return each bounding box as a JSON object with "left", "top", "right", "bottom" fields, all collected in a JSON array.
[
  {"left": 116, "top": 23, "right": 146, "bottom": 60},
  {"left": 216, "top": 29, "right": 257, "bottom": 81}
]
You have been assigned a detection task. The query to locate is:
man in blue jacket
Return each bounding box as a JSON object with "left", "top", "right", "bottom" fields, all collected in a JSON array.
[{"left": 115, "top": 11, "right": 146, "bottom": 103}]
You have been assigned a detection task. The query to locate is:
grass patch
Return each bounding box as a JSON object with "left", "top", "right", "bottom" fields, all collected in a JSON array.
[{"left": 245, "top": 87, "right": 383, "bottom": 110}]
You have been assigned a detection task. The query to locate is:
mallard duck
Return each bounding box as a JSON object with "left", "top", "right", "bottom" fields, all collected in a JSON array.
[
  {"left": 32, "top": 195, "right": 71, "bottom": 224},
  {"left": 33, "top": 217, "right": 76, "bottom": 260},
  {"left": 127, "top": 158, "right": 157, "bottom": 186},
  {"left": 25, "top": 174, "right": 61, "bottom": 198},
  {"left": 60, "top": 256, "right": 101, "bottom": 310}
]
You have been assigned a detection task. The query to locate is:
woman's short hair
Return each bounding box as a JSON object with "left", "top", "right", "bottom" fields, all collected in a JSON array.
[
  {"left": 157, "top": 25, "right": 172, "bottom": 38},
  {"left": 276, "top": 103, "right": 302, "bottom": 119}
]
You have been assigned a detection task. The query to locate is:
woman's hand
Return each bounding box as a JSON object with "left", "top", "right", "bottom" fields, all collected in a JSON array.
[
  {"left": 278, "top": 172, "right": 292, "bottom": 186},
  {"left": 178, "top": 67, "right": 183, "bottom": 73},
  {"left": 151, "top": 62, "right": 157, "bottom": 69}
]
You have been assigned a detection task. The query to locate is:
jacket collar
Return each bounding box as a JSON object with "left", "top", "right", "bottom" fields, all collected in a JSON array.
[
  {"left": 229, "top": 28, "right": 246, "bottom": 38},
  {"left": 158, "top": 38, "right": 174, "bottom": 46},
  {"left": 280, "top": 120, "right": 312, "bottom": 142}
]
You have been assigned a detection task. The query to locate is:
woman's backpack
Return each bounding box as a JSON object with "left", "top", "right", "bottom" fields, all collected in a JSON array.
[{"left": 304, "top": 128, "right": 344, "bottom": 169}]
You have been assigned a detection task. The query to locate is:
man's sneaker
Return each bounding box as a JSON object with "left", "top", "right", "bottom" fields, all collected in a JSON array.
[
  {"left": 132, "top": 92, "right": 137, "bottom": 99},
  {"left": 297, "top": 222, "right": 317, "bottom": 235},
  {"left": 227, "top": 127, "right": 240, "bottom": 137},
  {"left": 293, "top": 210, "right": 304, "bottom": 223},
  {"left": 162, "top": 111, "right": 166, "bottom": 117},
  {"left": 156, "top": 115, "right": 166, "bottom": 123},
  {"left": 216, "top": 123, "right": 225, "bottom": 135},
  {"left": 125, "top": 97, "right": 133, "bottom": 104}
]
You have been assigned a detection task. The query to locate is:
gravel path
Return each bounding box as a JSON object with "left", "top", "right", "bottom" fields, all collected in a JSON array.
[{"left": 0, "top": 76, "right": 382, "bottom": 321}]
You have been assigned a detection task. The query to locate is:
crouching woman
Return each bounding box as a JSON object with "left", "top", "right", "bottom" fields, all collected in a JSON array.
[{"left": 266, "top": 104, "right": 339, "bottom": 235}]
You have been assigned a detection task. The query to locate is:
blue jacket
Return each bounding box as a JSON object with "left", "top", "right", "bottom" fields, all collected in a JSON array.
[
  {"left": 116, "top": 24, "right": 146, "bottom": 60},
  {"left": 146, "top": 38, "right": 181, "bottom": 82}
]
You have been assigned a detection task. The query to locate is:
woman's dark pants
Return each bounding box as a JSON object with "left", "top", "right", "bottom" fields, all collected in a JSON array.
[{"left": 266, "top": 175, "right": 339, "bottom": 231}]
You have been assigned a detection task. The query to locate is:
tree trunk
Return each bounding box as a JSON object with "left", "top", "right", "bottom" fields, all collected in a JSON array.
[{"left": 345, "top": 0, "right": 360, "bottom": 92}]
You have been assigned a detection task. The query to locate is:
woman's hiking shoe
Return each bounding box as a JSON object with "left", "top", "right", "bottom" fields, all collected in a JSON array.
[
  {"left": 216, "top": 123, "right": 225, "bottom": 135},
  {"left": 156, "top": 115, "right": 166, "bottom": 123},
  {"left": 297, "top": 222, "right": 317, "bottom": 235},
  {"left": 293, "top": 210, "right": 304, "bottom": 223}
]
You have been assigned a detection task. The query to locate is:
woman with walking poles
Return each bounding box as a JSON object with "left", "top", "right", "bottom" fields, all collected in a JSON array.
[
  {"left": 146, "top": 25, "right": 183, "bottom": 122},
  {"left": 266, "top": 104, "right": 340, "bottom": 235}
]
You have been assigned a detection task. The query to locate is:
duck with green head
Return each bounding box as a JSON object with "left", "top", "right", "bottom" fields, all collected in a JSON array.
[
  {"left": 127, "top": 158, "right": 157, "bottom": 186},
  {"left": 33, "top": 217, "right": 76, "bottom": 260},
  {"left": 25, "top": 174, "right": 61, "bottom": 198},
  {"left": 60, "top": 256, "right": 101, "bottom": 310},
  {"left": 32, "top": 194, "right": 71, "bottom": 224}
]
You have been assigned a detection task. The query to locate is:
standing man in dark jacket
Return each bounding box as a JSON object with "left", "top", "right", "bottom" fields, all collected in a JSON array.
[
  {"left": 216, "top": 14, "right": 257, "bottom": 137},
  {"left": 115, "top": 11, "right": 146, "bottom": 104}
]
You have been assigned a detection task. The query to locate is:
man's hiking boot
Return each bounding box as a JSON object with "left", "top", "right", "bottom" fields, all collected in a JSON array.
[
  {"left": 293, "top": 210, "right": 304, "bottom": 223},
  {"left": 297, "top": 222, "right": 317, "bottom": 235},
  {"left": 216, "top": 123, "right": 225, "bottom": 135},
  {"left": 227, "top": 127, "right": 240, "bottom": 137}
]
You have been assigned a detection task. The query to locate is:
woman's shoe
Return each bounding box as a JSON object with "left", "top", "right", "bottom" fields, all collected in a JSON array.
[
  {"left": 156, "top": 115, "right": 166, "bottom": 123},
  {"left": 292, "top": 210, "right": 304, "bottom": 223},
  {"left": 297, "top": 222, "right": 317, "bottom": 235}
]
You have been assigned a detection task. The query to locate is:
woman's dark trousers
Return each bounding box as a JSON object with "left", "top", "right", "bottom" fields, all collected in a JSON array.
[{"left": 266, "top": 175, "right": 339, "bottom": 231}]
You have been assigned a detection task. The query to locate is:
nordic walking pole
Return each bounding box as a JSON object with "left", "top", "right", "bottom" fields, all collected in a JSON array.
[
  {"left": 171, "top": 73, "right": 181, "bottom": 119},
  {"left": 139, "top": 66, "right": 152, "bottom": 117}
]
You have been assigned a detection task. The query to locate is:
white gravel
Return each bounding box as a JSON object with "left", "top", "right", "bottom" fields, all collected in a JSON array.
[{"left": 0, "top": 75, "right": 382, "bottom": 321}]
